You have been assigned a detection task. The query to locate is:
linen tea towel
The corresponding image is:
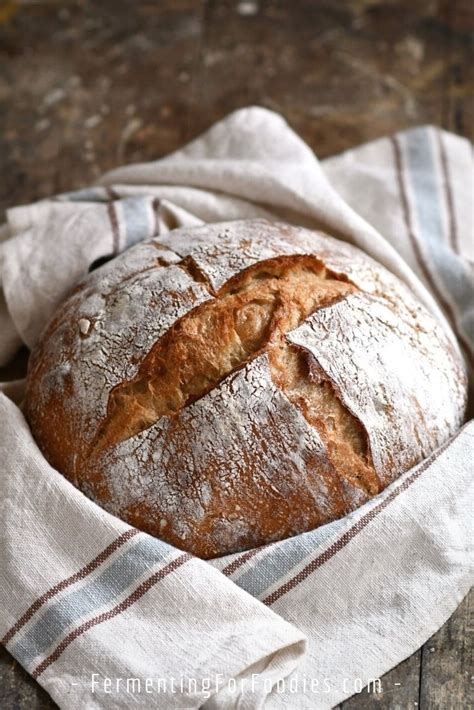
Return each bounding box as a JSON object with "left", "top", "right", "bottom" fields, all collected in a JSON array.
[{"left": 0, "top": 107, "right": 472, "bottom": 709}]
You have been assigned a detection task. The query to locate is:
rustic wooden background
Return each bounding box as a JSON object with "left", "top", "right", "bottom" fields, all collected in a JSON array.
[{"left": 0, "top": 0, "right": 472, "bottom": 707}]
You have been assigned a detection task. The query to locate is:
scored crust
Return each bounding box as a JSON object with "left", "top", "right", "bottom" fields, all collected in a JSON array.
[{"left": 24, "top": 219, "right": 467, "bottom": 558}]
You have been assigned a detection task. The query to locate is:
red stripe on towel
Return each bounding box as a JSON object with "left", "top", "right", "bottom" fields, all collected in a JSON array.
[{"left": 107, "top": 200, "right": 120, "bottom": 254}]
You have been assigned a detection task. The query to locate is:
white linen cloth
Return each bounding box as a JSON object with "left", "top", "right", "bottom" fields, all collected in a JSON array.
[{"left": 0, "top": 107, "right": 472, "bottom": 709}]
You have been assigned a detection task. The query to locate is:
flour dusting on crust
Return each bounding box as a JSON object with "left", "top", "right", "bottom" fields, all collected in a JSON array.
[{"left": 24, "top": 219, "right": 467, "bottom": 558}]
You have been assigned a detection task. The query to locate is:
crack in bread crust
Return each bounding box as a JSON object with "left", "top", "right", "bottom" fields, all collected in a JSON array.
[
  {"left": 90, "top": 254, "right": 378, "bottom": 498},
  {"left": 175, "top": 255, "right": 216, "bottom": 295},
  {"left": 269, "top": 341, "right": 379, "bottom": 495}
]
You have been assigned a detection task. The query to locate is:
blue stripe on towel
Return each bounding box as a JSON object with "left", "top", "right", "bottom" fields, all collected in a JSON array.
[
  {"left": 9, "top": 535, "right": 172, "bottom": 668},
  {"left": 121, "top": 197, "right": 154, "bottom": 247},
  {"left": 403, "top": 127, "right": 474, "bottom": 343},
  {"left": 57, "top": 187, "right": 109, "bottom": 203},
  {"left": 232, "top": 514, "right": 349, "bottom": 598}
]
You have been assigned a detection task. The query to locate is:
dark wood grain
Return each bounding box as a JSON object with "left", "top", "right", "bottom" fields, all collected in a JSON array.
[
  {"left": 0, "top": 646, "right": 56, "bottom": 709},
  {"left": 419, "top": 591, "right": 473, "bottom": 710},
  {"left": 0, "top": 1, "right": 472, "bottom": 707},
  {"left": 338, "top": 650, "right": 422, "bottom": 709},
  {"left": 0, "top": 0, "right": 205, "bottom": 215},
  {"left": 338, "top": 591, "right": 473, "bottom": 709},
  {"left": 191, "top": 0, "right": 473, "bottom": 158}
]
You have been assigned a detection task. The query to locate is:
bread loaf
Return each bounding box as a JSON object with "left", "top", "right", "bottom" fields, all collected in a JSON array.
[{"left": 24, "top": 220, "right": 467, "bottom": 558}]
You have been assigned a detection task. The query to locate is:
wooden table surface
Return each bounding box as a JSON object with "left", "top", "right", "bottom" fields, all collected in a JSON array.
[{"left": 0, "top": 1, "right": 472, "bottom": 707}]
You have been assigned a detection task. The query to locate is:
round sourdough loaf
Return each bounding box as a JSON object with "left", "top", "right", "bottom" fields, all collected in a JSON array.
[{"left": 25, "top": 219, "right": 467, "bottom": 558}]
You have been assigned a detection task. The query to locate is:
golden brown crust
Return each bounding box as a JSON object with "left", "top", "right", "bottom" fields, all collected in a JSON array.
[
  {"left": 24, "top": 220, "right": 467, "bottom": 558},
  {"left": 94, "top": 255, "right": 357, "bottom": 452}
]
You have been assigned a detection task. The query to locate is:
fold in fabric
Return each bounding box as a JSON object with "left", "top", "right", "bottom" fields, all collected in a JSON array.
[{"left": 0, "top": 389, "right": 306, "bottom": 709}]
